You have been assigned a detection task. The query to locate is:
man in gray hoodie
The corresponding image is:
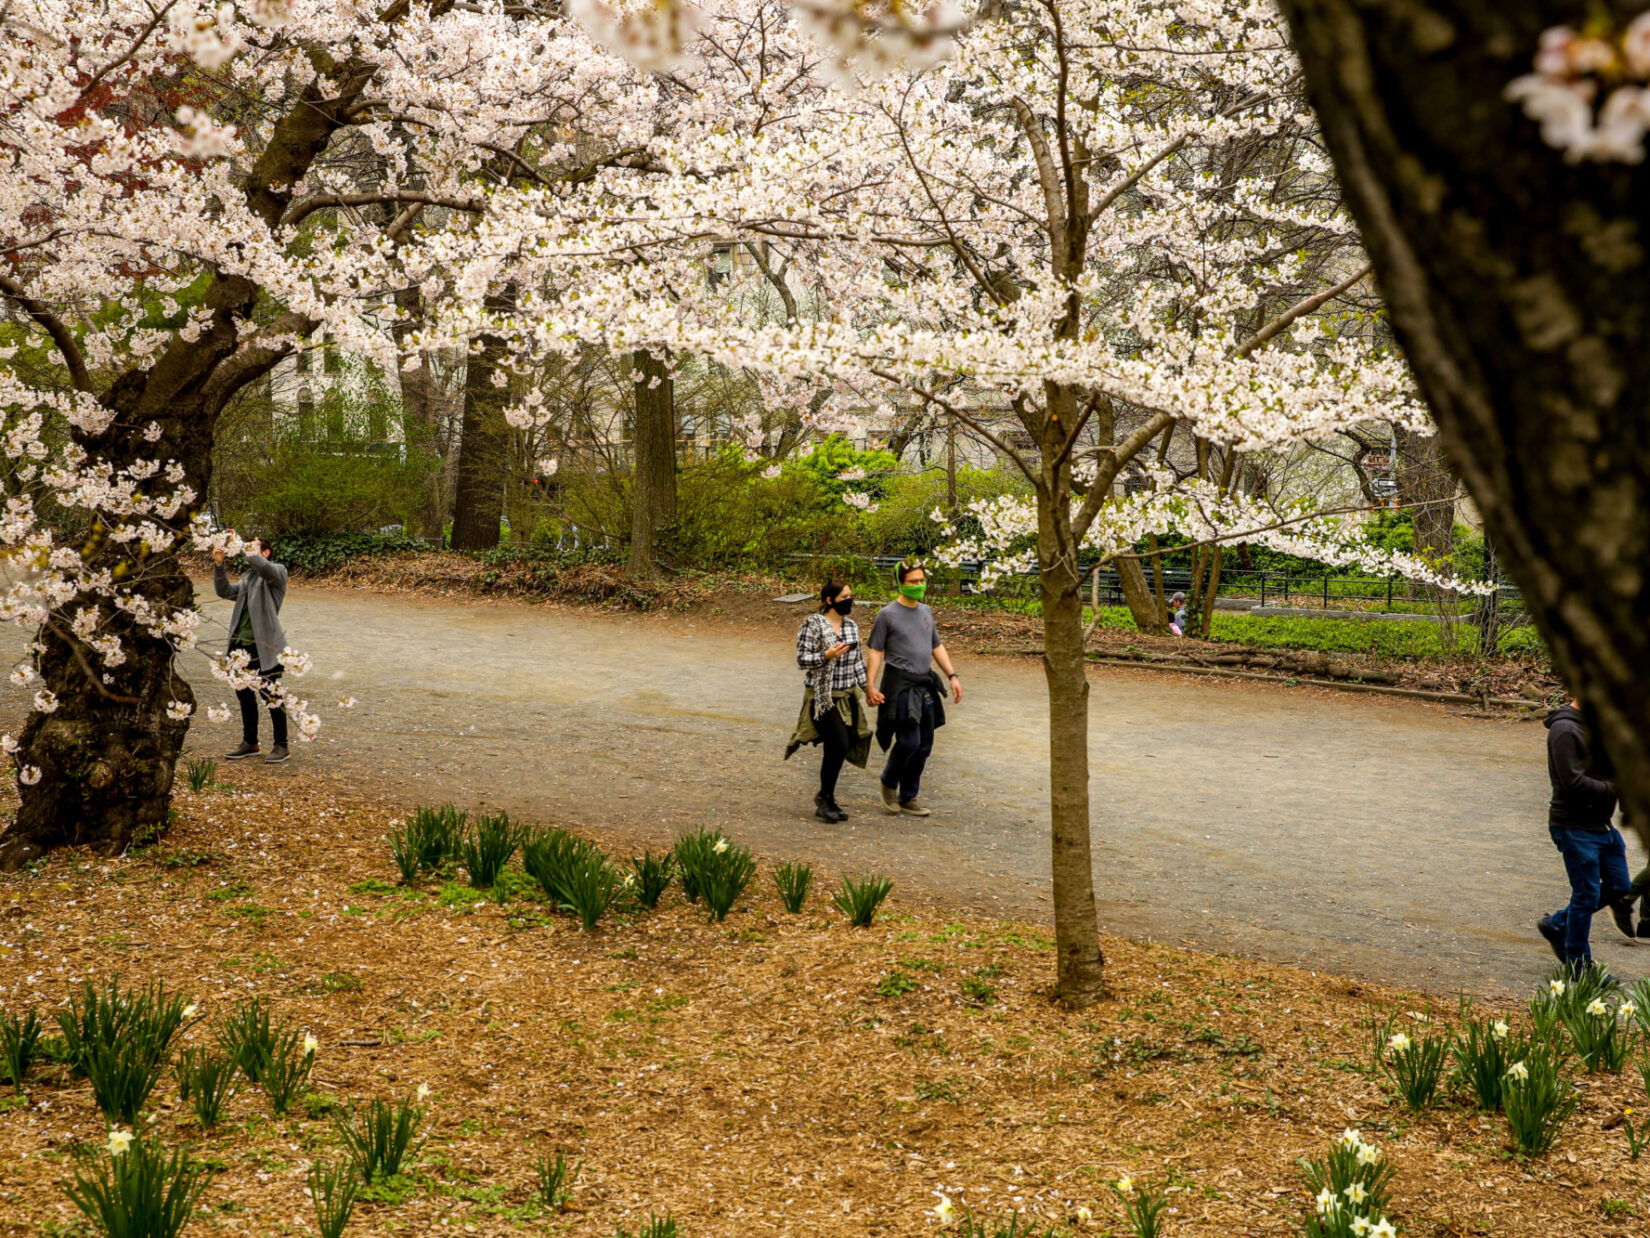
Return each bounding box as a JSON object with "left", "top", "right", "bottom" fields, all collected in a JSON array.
[{"left": 212, "top": 534, "right": 290, "bottom": 764}]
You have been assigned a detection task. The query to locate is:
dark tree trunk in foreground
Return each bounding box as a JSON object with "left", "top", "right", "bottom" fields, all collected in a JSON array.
[
  {"left": 1278, "top": 0, "right": 1650, "bottom": 852},
  {"left": 0, "top": 55, "right": 384, "bottom": 867},
  {"left": 627, "top": 348, "right": 677, "bottom": 578},
  {"left": 449, "top": 291, "right": 514, "bottom": 552}
]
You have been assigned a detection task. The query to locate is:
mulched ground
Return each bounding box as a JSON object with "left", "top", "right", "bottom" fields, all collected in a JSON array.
[{"left": 1, "top": 781, "right": 1640, "bottom": 1238}]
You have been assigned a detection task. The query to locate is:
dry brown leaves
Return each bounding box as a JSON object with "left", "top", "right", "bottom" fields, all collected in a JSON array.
[{"left": 0, "top": 781, "right": 1640, "bottom": 1237}]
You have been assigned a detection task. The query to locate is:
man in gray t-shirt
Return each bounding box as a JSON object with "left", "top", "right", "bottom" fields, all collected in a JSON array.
[{"left": 865, "top": 562, "right": 962, "bottom": 817}]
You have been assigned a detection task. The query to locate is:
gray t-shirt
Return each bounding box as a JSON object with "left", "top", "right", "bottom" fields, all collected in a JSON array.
[{"left": 868, "top": 600, "right": 941, "bottom": 674}]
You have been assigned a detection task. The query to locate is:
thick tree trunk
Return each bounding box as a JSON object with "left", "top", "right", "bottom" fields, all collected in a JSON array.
[
  {"left": 1116, "top": 557, "right": 1168, "bottom": 633},
  {"left": 1278, "top": 0, "right": 1650, "bottom": 852},
  {"left": 449, "top": 292, "right": 513, "bottom": 552},
  {"left": 1038, "top": 384, "right": 1106, "bottom": 1007},
  {"left": 393, "top": 285, "right": 444, "bottom": 539},
  {"left": 1395, "top": 425, "right": 1456, "bottom": 566},
  {"left": 627, "top": 348, "right": 677, "bottom": 578}
]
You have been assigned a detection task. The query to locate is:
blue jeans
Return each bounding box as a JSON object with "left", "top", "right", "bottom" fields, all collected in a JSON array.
[
  {"left": 881, "top": 692, "right": 935, "bottom": 803},
  {"left": 1548, "top": 826, "right": 1633, "bottom": 965}
]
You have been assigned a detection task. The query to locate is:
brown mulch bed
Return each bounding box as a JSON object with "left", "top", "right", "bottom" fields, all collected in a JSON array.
[{"left": 0, "top": 781, "right": 1642, "bottom": 1237}]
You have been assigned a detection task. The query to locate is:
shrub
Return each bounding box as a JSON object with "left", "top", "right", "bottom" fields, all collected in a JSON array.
[
  {"left": 185, "top": 758, "right": 216, "bottom": 793},
  {"left": 335, "top": 1096, "right": 424, "bottom": 1182},
  {"left": 1452, "top": 1016, "right": 1529, "bottom": 1110},
  {"left": 63, "top": 1132, "right": 211, "bottom": 1238},
  {"left": 1295, "top": 1130, "right": 1398, "bottom": 1238},
  {"left": 1502, "top": 1045, "right": 1578, "bottom": 1155},
  {"left": 84, "top": 1038, "right": 175, "bottom": 1125},
  {"left": 0, "top": 1007, "right": 43, "bottom": 1092},
  {"left": 1380, "top": 1025, "right": 1449, "bottom": 1109},
  {"left": 174, "top": 1048, "right": 237, "bottom": 1130},
  {"left": 698, "top": 839, "right": 757, "bottom": 923},
  {"left": 214, "top": 998, "right": 276, "bottom": 1084},
  {"left": 832, "top": 874, "right": 893, "bottom": 927},
  {"left": 261, "top": 1027, "right": 317, "bottom": 1115},
  {"left": 309, "top": 1159, "right": 360, "bottom": 1238},
  {"left": 460, "top": 810, "right": 521, "bottom": 889},
  {"left": 535, "top": 1150, "right": 581, "bottom": 1211},
  {"left": 629, "top": 850, "right": 676, "bottom": 909},
  {"left": 773, "top": 861, "right": 813, "bottom": 914}
]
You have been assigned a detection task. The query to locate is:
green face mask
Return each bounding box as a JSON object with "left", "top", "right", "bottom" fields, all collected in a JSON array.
[{"left": 899, "top": 582, "right": 927, "bottom": 601}]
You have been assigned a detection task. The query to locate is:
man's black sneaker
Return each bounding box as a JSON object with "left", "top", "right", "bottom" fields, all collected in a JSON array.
[
  {"left": 224, "top": 741, "right": 259, "bottom": 760},
  {"left": 264, "top": 745, "right": 290, "bottom": 764},
  {"left": 1536, "top": 915, "right": 1566, "bottom": 965},
  {"left": 1609, "top": 898, "right": 1636, "bottom": 941}
]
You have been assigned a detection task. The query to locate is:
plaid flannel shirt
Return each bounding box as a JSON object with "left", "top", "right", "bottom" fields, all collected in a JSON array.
[{"left": 796, "top": 612, "right": 867, "bottom": 694}]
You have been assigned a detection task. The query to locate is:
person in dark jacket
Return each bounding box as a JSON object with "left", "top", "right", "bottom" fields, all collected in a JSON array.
[
  {"left": 1537, "top": 700, "right": 1632, "bottom": 975},
  {"left": 864, "top": 562, "right": 962, "bottom": 817},
  {"left": 213, "top": 534, "right": 291, "bottom": 764},
  {"left": 785, "top": 580, "right": 872, "bottom": 823}
]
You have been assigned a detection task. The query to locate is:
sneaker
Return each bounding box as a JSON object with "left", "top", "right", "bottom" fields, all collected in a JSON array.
[
  {"left": 899, "top": 798, "right": 931, "bottom": 817},
  {"left": 814, "top": 793, "right": 843, "bottom": 823},
  {"left": 827, "top": 797, "right": 849, "bottom": 822},
  {"left": 1536, "top": 915, "right": 1566, "bottom": 965},
  {"left": 1609, "top": 898, "right": 1636, "bottom": 941},
  {"left": 264, "top": 745, "right": 290, "bottom": 764},
  {"left": 880, "top": 781, "right": 901, "bottom": 814},
  {"left": 224, "top": 741, "right": 260, "bottom": 760}
]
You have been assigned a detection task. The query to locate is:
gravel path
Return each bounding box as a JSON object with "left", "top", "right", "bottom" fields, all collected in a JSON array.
[{"left": 135, "top": 586, "right": 1649, "bottom": 995}]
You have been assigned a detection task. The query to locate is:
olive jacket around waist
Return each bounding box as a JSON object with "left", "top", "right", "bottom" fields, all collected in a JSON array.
[{"left": 785, "top": 685, "right": 873, "bottom": 769}]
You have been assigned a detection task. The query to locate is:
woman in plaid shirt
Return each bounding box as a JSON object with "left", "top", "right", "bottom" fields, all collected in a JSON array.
[{"left": 788, "top": 580, "right": 871, "bottom": 822}]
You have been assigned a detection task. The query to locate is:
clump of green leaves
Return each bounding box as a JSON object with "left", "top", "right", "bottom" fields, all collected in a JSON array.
[
  {"left": 63, "top": 1134, "right": 211, "bottom": 1238},
  {"left": 1112, "top": 1179, "right": 1171, "bottom": 1238},
  {"left": 773, "top": 861, "right": 813, "bottom": 914},
  {"left": 698, "top": 839, "right": 756, "bottom": 923},
  {"left": 954, "top": 1211, "right": 1059, "bottom": 1238},
  {"left": 558, "top": 854, "right": 626, "bottom": 932},
  {"left": 1557, "top": 989, "right": 1636, "bottom": 1073},
  {"left": 524, "top": 828, "right": 600, "bottom": 901},
  {"left": 58, "top": 979, "right": 190, "bottom": 1124},
  {"left": 1295, "top": 1130, "right": 1398, "bottom": 1238},
  {"left": 460, "top": 810, "right": 521, "bottom": 889},
  {"left": 213, "top": 998, "right": 276, "bottom": 1084},
  {"left": 876, "top": 970, "right": 917, "bottom": 997},
  {"left": 534, "top": 1150, "right": 580, "bottom": 1211},
  {"left": 672, "top": 828, "right": 723, "bottom": 904},
  {"left": 628, "top": 850, "right": 676, "bottom": 910},
  {"left": 260, "top": 1027, "right": 317, "bottom": 1115},
  {"left": 0, "top": 1007, "right": 43, "bottom": 1093},
  {"left": 185, "top": 758, "right": 217, "bottom": 793},
  {"left": 309, "top": 1159, "right": 360, "bottom": 1238},
  {"left": 613, "top": 1213, "right": 679, "bottom": 1238},
  {"left": 174, "top": 1048, "right": 237, "bottom": 1129},
  {"left": 1452, "top": 1015, "right": 1530, "bottom": 1110},
  {"left": 335, "top": 1096, "right": 424, "bottom": 1182},
  {"left": 387, "top": 824, "right": 421, "bottom": 884},
  {"left": 832, "top": 873, "right": 892, "bottom": 927},
  {"left": 1380, "top": 1023, "right": 1449, "bottom": 1109},
  {"left": 1502, "top": 1044, "right": 1578, "bottom": 1155},
  {"left": 406, "top": 804, "right": 467, "bottom": 871}
]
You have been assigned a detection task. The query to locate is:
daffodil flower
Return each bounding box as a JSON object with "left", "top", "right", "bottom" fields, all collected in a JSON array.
[
  {"left": 712, "top": 838, "right": 729, "bottom": 854},
  {"left": 1371, "top": 1218, "right": 1397, "bottom": 1238},
  {"left": 182, "top": 1003, "right": 199, "bottom": 1019},
  {"left": 416, "top": 1083, "right": 431, "bottom": 1102},
  {"left": 1350, "top": 1217, "right": 1374, "bottom": 1237},
  {"left": 1506, "top": 1060, "right": 1530, "bottom": 1083},
  {"left": 106, "top": 1129, "right": 133, "bottom": 1157},
  {"left": 1355, "top": 1143, "right": 1380, "bottom": 1167},
  {"left": 1585, "top": 997, "right": 1608, "bottom": 1017},
  {"left": 1386, "top": 1032, "right": 1411, "bottom": 1053},
  {"left": 1315, "top": 1187, "right": 1338, "bottom": 1215},
  {"left": 303, "top": 1033, "right": 319, "bottom": 1057},
  {"left": 933, "top": 1192, "right": 954, "bottom": 1224},
  {"left": 1548, "top": 979, "right": 1567, "bottom": 997},
  {"left": 1491, "top": 1020, "right": 1508, "bottom": 1039},
  {"left": 1116, "top": 1175, "right": 1133, "bottom": 1194},
  {"left": 1344, "top": 1182, "right": 1368, "bottom": 1205}
]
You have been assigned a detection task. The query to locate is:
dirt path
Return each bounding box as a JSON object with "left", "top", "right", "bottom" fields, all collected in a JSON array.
[{"left": 36, "top": 584, "right": 1650, "bottom": 995}]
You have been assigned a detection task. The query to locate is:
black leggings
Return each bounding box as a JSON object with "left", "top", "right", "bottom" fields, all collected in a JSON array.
[{"left": 817, "top": 706, "right": 851, "bottom": 799}]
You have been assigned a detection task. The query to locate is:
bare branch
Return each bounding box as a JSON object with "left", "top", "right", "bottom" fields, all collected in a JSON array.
[
  {"left": 1230, "top": 263, "right": 1372, "bottom": 359},
  {"left": 280, "top": 191, "right": 485, "bottom": 229},
  {"left": 77, "top": 0, "right": 181, "bottom": 103},
  {"left": 0, "top": 274, "right": 93, "bottom": 393}
]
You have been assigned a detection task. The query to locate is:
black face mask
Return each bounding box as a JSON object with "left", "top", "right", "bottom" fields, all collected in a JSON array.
[{"left": 830, "top": 598, "right": 854, "bottom": 616}]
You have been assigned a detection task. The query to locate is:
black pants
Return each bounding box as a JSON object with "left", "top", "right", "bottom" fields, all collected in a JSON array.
[
  {"left": 234, "top": 647, "right": 287, "bottom": 747},
  {"left": 817, "top": 705, "right": 852, "bottom": 799},
  {"left": 881, "top": 692, "right": 936, "bottom": 803}
]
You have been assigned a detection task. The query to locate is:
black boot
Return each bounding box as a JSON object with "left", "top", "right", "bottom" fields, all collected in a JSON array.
[
  {"left": 828, "top": 796, "right": 849, "bottom": 822},
  {"left": 814, "top": 793, "right": 837, "bottom": 822}
]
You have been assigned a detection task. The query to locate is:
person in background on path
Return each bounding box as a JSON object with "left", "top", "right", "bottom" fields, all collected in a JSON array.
[
  {"left": 784, "top": 580, "right": 872, "bottom": 822},
  {"left": 213, "top": 534, "right": 291, "bottom": 764},
  {"left": 1169, "top": 591, "right": 1188, "bottom": 637},
  {"left": 1537, "top": 697, "right": 1632, "bottom": 979},
  {"left": 865, "top": 561, "right": 962, "bottom": 817}
]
